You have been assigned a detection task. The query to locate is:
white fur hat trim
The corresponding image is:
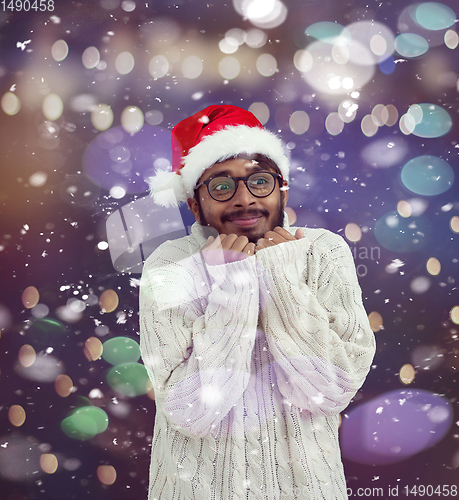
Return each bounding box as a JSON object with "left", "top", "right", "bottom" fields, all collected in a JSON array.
[{"left": 150, "top": 125, "right": 289, "bottom": 207}]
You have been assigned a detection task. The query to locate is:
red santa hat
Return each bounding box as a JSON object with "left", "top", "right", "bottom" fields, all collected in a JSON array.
[{"left": 150, "top": 104, "right": 290, "bottom": 207}]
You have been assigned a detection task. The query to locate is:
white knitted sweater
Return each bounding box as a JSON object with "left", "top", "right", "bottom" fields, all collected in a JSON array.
[{"left": 139, "top": 222, "right": 375, "bottom": 500}]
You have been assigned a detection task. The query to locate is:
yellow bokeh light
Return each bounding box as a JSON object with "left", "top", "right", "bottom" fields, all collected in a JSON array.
[
  {"left": 51, "top": 39, "right": 69, "bottom": 62},
  {"left": 289, "top": 110, "right": 310, "bottom": 135},
  {"left": 18, "top": 344, "right": 36, "bottom": 368},
  {"left": 218, "top": 56, "right": 241, "bottom": 80},
  {"left": 344, "top": 223, "right": 362, "bottom": 243},
  {"left": 426, "top": 257, "right": 441, "bottom": 276},
  {"left": 84, "top": 337, "right": 103, "bottom": 361},
  {"left": 181, "top": 55, "right": 203, "bottom": 79},
  {"left": 368, "top": 311, "right": 383, "bottom": 332},
  {"left": 43, "top": 94, "right": 64, "bottom": 121},
  {"left": 91, "top": 103, "right": 114, "bottom": 131},
  {"left": 149, "top": 55, "right": 169, "bottom": 78},
  {"left": 99, "top": 289, "right": 119, "bottom": 313},
  {"left": 399, "top": 363, "right": 415, "bottom": 385},
  {"left": 55, "top": 374, "right": 74, "bottom": 397},
  {"left": 256, "top": 53, "right": 277, "bottom": 77},
  {"left": 40, "top": 454, "right": 58, "bottom": 474},
  {"left": 97, "top": 465, "right": 117, "bottom": 485},
  {"left": 1, "top": 92, "right": 21, "bottom": 116},
  {"left": 22, "top": 285, "right": 40, "bottom": 309},
  {"left": 115, "top": 51, "right": 135, "bottom": 75},
  {"left": 371, "top": 103, "right": 389, "bottom": 126},
  {"left": 450, "top": 216, "right": 459, "bottom": 234},
  {"left": 82, "top": 46, "right": 100, "bottom": 69},
  {"left": 450, "top": 306, "right": 459, "bottom": 325},
  {"left": 399, "top": 113, "right": 415, "bottom": 135},
  {"left": 385, "top": 104, "right": 398, "bottom": 126},
  {"left": 248, "top": 102, "right": 270, "bottom": 125},
  {"left": 8, "top": 405, "right": 26, "bottom": 427},
  {"left": 361, "top": 114, "right": 378, "bottom": 137},
  {"left": 293, "top": 49, "right": 313, "bottom": 73},
  {"left": 445, "top": 30, "right": 459, "bottom": 50},
  {"left": 325, "top": 112, "right": 344, "bottom": 136},
  {"left": 397, "top": 200, "right": 412, "bottom": 218},
  {"left": 121, "top": 106, "right": 144, "bottom": 134}
]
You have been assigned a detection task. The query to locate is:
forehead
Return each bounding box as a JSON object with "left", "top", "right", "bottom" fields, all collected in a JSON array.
[{"left": 200, "top": 154, "right": 278, "bottom": 182}]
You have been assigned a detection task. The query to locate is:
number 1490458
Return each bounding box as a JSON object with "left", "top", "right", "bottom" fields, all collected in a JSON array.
[{"left": 1, "top": 0, "right": 54, "bottom": 11}]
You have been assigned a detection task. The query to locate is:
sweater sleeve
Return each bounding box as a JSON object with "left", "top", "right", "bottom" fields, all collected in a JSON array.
[
  {"left": 139, "top": 243, "right": 259, "bottom": 438},
  {"left": 256, "top": 230, "right": 375, "bottom": 416}
]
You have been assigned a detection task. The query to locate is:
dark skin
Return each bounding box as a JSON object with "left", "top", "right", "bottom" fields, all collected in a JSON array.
[{"left": 187, "top": 157, "right": 304, "bottom": 265}]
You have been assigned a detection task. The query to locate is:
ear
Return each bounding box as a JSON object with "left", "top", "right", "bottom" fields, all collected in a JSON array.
[
  {"left": 187, "top": 197, "right": 201, "bottom": 223},
  {"left": 281, "top": 180, "right": 289, "bottom": 208}
]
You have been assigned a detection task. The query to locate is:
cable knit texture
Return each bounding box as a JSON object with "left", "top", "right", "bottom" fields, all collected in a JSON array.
[{"left": 139, "top": 222, "right": 376, "bottom": 500}]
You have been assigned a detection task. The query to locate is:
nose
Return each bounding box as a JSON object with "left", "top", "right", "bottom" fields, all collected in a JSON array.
[{"left": 232, "top": 179, "right": 256, "bottom": 207}]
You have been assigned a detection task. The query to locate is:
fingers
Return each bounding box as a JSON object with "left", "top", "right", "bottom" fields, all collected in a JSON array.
[
  {"left": 202, "top": 234, "right": 254, "bottom": 264},
  {"left": 295, "top": 227, "right": 304, "bottom": 239},
  {"left": 255, "top": 227, "right": 304, "bottom": 252},
  {"left": 242, "top": 242, "right": 256, "bottom": 256}
]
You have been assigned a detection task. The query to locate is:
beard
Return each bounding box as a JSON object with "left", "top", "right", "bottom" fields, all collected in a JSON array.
[{"left": 196, "top": 195, "right": 285, "bottom": 244}]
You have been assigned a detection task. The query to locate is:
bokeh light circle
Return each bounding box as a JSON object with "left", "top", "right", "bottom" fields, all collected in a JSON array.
[
  {"left": 61, "top": 406, "right": 109, "bottom": 441},
  {"left": 218, "top": 56, "right": 241, "bottom": 79},
  {"left": 289, "top": 110, "right": 310, "bottom": 135},
  {"left": 22, "top": 286, "right": 40, "bottom": 309},
  {"left": 248, "top": 102, "right": 269, "bottom": 124},
  {"left": 256, "top": 53, "right": 277, "bottom": 77},
  {"left": 40, "top": 453, "right": 58, "bottom": 474},
  {"left": 82, "top": 46, "right": 100, "bottom": 69},
  {"left": 115, "top": 51, "right": 135, "bottom": 75},
  {"left": 42, "top": 94, "right": 64, "bottom": 121},
  {"left": 51, "top": 39, "right": 69, "bottom": 62},
  {"left": 408, "top": 103, "right": 452, "bottom": 138},
  {"left": 107, "top": 362, "right": 152, "bottom": 396},
  {"left": 394, "top": 33, "right": 429, "bottom": 58},
  {"left": 121, "top": 106, "right": 144, "bottom": 134},
  {"left": 1, "top": 92, "right": 21, "bottom": 115},
  {"left": 374, "top": 211, "right": 430, "bottom": 252},
  {"left": 401, "top": 155, "right": 454, "bottom": 196},
  {"left": 415, "top": 2, "right": 456, "bottom": 31},
  {"left": 97, "top": 465, "right": 117, "bottom": 485},
  {"left": 102, "top": 336, "right": 141, "bottom": 365},
  {"left": 149, "top": 55, "right": 169, "bottom": 78},
  {"left": 91, "top": 104, "right": 114, "bottom": 131}
]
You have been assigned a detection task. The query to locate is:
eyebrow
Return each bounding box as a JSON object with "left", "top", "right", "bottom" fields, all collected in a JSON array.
[{"left": 207, "top": 164, "right": 274, "bottom": 179}]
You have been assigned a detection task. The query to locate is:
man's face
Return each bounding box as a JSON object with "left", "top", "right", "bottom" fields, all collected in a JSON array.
[{"left": 187, "top": 156, "right": 289, "bottom": 243}]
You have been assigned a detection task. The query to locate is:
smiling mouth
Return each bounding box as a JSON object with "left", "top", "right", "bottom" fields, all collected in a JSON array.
[{"left": 229, "top": 216, "right": 261, "bottom": 227}]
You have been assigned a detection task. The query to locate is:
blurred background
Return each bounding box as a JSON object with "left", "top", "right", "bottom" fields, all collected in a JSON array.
[{"left": 0, "top": 0, "right": 458, "bottom": 498}]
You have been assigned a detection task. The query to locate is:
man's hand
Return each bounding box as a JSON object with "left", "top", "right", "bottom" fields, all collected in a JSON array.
[
  {"left": 255, "top": 227, "right": 304, "bottom": 253},
  {"left": 202, "top": 234, "right": 256, "bottom": 265}
]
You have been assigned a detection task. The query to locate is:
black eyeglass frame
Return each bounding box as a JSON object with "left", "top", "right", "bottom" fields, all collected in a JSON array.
[{"left": 194, "top": 171, "right": 284, "bottom": 202}]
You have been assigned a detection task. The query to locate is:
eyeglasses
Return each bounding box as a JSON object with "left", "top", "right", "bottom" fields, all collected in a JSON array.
[{"left": 195, "top": 171, "right": 283, "bottom": 202}]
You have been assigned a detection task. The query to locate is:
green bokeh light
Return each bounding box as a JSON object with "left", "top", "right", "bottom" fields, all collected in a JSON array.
[
  {"left": 107, "top": 362, "right": 152, "bottom": 397},
  {"left": 415, "top": 2, "right": 456, "bottom": 30},
  {"left": 401, "top": 155, "right": 454, "bottom": 196},
  {"left": 102, "top": 336, "right": 141, "bottom": 365},
  {"left": 61, "top": 406, "right": 109, "bottom": 441}
]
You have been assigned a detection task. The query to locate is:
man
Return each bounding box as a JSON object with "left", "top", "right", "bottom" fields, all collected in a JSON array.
[{"left": 140, "top": 105, "right": 375, "bottom": 499}]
